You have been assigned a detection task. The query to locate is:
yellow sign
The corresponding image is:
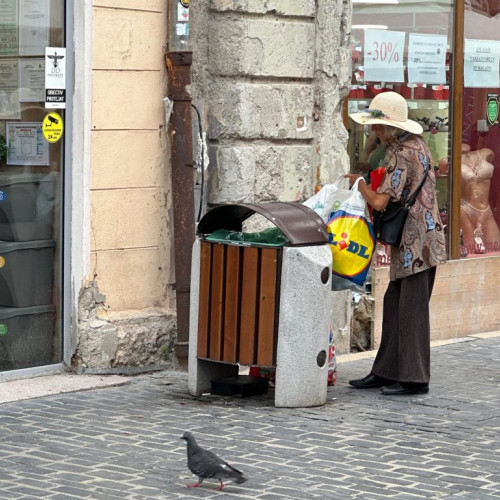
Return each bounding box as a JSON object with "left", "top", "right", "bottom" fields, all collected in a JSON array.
[
  {"left": 180, "top": 0, "right": 189, "bottom": 6},
  {"left": 42, "top": 112, "right": 64, "bottom": 143},
  {"left": 0, "top": 256, "right": 5, "bottom": 268}
]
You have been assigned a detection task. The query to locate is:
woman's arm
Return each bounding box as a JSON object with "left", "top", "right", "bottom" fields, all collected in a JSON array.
[{"left": 344, "top": 174, "right": 391, "bottom": 211}]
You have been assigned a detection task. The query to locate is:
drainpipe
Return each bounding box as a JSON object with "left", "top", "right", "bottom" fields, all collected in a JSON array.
[{"left": 165, "top": 49, "right": 195, "bottom": 365}]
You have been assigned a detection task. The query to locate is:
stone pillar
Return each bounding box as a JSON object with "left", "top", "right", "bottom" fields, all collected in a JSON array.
[{"left": 190, "top": 0, "right": 353, "bottom": 352}]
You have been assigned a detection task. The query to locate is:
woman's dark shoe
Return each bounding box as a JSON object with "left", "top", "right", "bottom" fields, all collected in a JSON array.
[
  {"left": 380, "top": 382, "right": 429, "bottom": 395},
  {"left": 349, "top": 373, "right": 394, "bottom": 389}
]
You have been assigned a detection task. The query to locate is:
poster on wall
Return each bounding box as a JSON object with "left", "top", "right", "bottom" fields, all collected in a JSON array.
[
  {"left": 408, "top": 34, "right": 447, "bottom": 85},
  {"left": 364, "top": 29, "right": 406, "bottom": 83},
  {"left": 464, "top": 39, "right": 500, "bottom": 88},
  {"left": 19, "top": 0, "right": 50, "bottom": 56},
  {"left": 19, "top": 58, "right": 44, "bottom": 101},
  {"left": 0, "top": 0, "right": 18, "bottom": 56},
  {"left": 6, "top": 122, "right": 49, "bottom": 166},
  {"left": 0, "top": 59, "right": 20, "bottom": 118}
]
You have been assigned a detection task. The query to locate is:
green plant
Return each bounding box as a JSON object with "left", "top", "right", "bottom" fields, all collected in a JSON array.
[{"left": 0, "top": 134, "right": 7, "bottom": 162}]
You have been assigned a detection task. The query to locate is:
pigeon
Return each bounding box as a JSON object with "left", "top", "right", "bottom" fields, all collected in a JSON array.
[{"left": 181, "top": 431, "right": 248, "bottom": 490}]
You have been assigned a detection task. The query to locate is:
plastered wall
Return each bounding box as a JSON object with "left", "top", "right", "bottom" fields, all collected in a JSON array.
[
  {"left": 76, "top": 0, "right": 355, "bottom": 369},
  {"left": 75, "top": 1, "right": 176, "bottom": 370}
]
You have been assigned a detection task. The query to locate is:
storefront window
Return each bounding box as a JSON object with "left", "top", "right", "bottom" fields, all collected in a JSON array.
[
  {"left": 0, "top": 0, "right": 65, "bottom": 371},
  {"left": 347, "top": 0, "right": 454, "bottom": 266},
  {"left": 460, "top": 1, "right": 500, "bottom": 257}
]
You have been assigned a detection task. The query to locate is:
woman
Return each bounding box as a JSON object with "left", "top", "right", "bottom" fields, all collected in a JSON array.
[{"left": 345, "top": 92, "right": 447, "bottom": 396}]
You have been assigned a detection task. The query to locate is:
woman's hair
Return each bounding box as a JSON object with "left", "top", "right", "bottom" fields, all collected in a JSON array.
[{"left": 382, "top": 124, "right": 407, "bottom": 139}]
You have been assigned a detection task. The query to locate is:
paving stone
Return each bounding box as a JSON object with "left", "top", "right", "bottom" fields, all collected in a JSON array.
[{"left": 0, "top": 336, "right": 498, "bottom": 499}]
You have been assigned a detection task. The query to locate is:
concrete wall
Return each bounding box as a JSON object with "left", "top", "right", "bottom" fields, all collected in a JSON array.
[
  {"left": 74, "top": 1, "right": 177, "bottom": 371},
  {"left": 190, "top": 0, "right": 353, "bottom": 350}
]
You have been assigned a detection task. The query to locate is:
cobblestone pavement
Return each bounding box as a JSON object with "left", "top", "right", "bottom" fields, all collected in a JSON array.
[{"left": 0, "top": 335, "right": 499, "bottom": 500}]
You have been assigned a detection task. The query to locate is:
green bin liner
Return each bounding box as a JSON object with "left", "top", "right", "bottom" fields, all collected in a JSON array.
[{"left": 204, "top": 227, "right": 289, "bottom": 247}]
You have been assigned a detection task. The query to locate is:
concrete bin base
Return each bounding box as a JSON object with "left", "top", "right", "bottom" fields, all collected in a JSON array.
[{"left": 188, "top": 239, "right": 332, "bottom": 408}]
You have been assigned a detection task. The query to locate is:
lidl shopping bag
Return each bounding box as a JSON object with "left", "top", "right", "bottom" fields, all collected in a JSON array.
[
  {"left": 303, "top": 178, "right": 355, "bottom": 223},
  {"left": 326, "top": 178, "right": 375, "bottom": 291}
]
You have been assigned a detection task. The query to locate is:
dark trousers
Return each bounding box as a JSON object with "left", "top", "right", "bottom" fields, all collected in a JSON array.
[{"left": 372, "top": 267, "right": 436, "bottom": 384}]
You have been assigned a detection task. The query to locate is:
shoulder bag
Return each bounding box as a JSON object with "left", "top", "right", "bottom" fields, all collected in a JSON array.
[{"left": 372, "top": 169, "right": 428, "bottom": 246}]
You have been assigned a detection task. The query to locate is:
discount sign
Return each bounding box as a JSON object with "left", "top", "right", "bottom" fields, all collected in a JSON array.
[{"left": 364, "top": 30, "right": 405, "bottom": 83}]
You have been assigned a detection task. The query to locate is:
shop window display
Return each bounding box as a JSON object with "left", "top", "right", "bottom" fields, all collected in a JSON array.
[
  {"left": 347, "top": 1, "right": 453, "bottom": 267},
  {"left": 461, "top": 1, "right": 500, "bottom": 257}
]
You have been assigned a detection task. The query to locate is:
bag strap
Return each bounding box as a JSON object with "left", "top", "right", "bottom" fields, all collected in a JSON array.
[{"left": 404, "top": 168, "right": 429, "bottom": 208}]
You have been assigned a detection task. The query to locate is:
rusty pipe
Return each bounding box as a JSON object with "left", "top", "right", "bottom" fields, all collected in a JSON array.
[{"left": 166, "top": 51, "right": 195, "bottom": 365}]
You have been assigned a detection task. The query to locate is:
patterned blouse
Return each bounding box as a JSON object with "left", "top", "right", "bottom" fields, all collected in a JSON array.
[{"left": 377, "top": 133, "right": 447, "bottom": 281}]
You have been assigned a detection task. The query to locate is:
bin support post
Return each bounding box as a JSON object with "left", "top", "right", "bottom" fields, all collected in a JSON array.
[
  {"left": 189, "top": 240, "right": 238, "bottom": 395},
  {"left": 166, "top": 51, "right": 195, "bottom": 366}
]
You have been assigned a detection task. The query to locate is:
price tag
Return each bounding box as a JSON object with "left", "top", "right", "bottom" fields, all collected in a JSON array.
[{"left": 364, "top": 30, "right": 406, "bottom": 83}]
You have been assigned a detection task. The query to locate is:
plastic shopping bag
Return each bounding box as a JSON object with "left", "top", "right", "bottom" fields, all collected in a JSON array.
[
  {"left": 302, "top": 178, "right": 355, "bottom": 223},
  {"left": 326, "top": 178, "right": 375, "bottom": 291}
]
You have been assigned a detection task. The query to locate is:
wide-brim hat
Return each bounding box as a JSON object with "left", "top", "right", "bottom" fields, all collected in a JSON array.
[{"left": 349, "top": 91, "right": 423, "bottom": 135}]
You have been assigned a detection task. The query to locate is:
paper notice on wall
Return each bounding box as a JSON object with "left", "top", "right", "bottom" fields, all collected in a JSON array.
[
  {"left": 0, "top": 0, "right": 18, "bottom": 56},
  {"left": 408, "top": 33, "right": 447, "bottom": 84},
  {"left": 0, "top": 59, "right": 20, "bottom": 118},
  {"left": 19, "top": 0, "right": 50, "bottom": 56},
  {"left": 464, "top": 39, "right": 500, "bottom": 88},
  {"left": 45, "top": 46, "right": 66, "bottom": 108},
  {"left": 19, "top": 58, "right": 44, "bottom": 102},
  {"left": 364, "top": 30, "right": 406, "bottom": 83},
  {"left": 6, "top": 122, "right": 49, "bottom": 166}
]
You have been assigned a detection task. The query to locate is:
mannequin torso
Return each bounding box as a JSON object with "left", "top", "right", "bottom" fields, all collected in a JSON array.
[{"left": 460, "top": 145, "right": 500, "bottom": 252}]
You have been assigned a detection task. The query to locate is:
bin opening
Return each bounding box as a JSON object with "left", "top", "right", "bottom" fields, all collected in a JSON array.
[
  {"left": 197, "top": 202, "right": 328, "bottom": 247},
  {"left": 204, "top": 227, "right": 289, "bottom": 247}
]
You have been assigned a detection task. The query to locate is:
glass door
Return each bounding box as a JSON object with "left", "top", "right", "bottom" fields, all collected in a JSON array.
[{"left": 0, "top": 0, "right": 65, "bottom": 371}]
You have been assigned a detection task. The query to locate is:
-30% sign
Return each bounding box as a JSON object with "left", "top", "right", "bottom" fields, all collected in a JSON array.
[
  {"left": 370, "top": 41, "right": 400, "bottom": 63},
  {"left": 364, "top": 29, "right": 405, "bottom": 83}
]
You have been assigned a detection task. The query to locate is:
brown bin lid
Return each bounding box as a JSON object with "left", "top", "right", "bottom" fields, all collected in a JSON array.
[{"left": 197, "top": 202, "right": 328, "bottom": 246}]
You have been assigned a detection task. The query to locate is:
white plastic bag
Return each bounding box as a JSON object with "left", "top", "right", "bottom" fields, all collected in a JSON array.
[
  {"left": 325, "top": 178, "right": 375, "bottom": 291},
  {"left": 302, "top": 176, "right": 353, "bottom": 223}
]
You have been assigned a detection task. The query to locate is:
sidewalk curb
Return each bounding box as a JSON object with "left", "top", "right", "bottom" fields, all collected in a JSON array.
[{"left": 0, "top": 374, "right": 130, "bottom": 404}]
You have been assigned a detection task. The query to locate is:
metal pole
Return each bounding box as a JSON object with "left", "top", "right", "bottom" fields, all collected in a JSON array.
[{"left": 166, "top": 51, "right": 195, "bottom": 365}]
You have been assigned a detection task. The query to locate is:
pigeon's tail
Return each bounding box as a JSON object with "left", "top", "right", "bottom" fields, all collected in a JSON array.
[{"left": 235, "top": 474, "right": 248, "bottom": 485}]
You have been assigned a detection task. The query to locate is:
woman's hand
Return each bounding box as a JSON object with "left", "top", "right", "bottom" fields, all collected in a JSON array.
[
  {"left": 344, "top": 173, "right": 364, "bottom": 187},
  {"left": 344, "top": 173, "right": 391, "bottom": 211}
]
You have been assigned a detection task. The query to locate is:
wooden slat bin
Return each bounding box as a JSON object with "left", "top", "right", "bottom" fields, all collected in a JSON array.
[
  {"left": 189, "top": 202, "right": 332, "bottom": 407},
  {"left": 197, "top": 241, "right": 280, "bottom": 367}
]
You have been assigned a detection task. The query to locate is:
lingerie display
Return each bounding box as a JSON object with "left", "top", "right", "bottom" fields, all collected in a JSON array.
[{"left": 460, "top": 146, "right": 500, "bottom": 255}]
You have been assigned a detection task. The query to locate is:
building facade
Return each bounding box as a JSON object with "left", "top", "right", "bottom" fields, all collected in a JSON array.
[{"left": 1, "top": 0, "right": 499, "bottom": 380}]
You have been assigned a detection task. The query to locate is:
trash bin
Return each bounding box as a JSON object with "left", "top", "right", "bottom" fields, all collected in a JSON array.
[{"left": 188, "top": 202, "right": 333, "bottom": 408}]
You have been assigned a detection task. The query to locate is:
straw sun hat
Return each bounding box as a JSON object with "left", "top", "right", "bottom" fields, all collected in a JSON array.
[{"left": 349, "top": 91, "right": 423, "bottom": 135}]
